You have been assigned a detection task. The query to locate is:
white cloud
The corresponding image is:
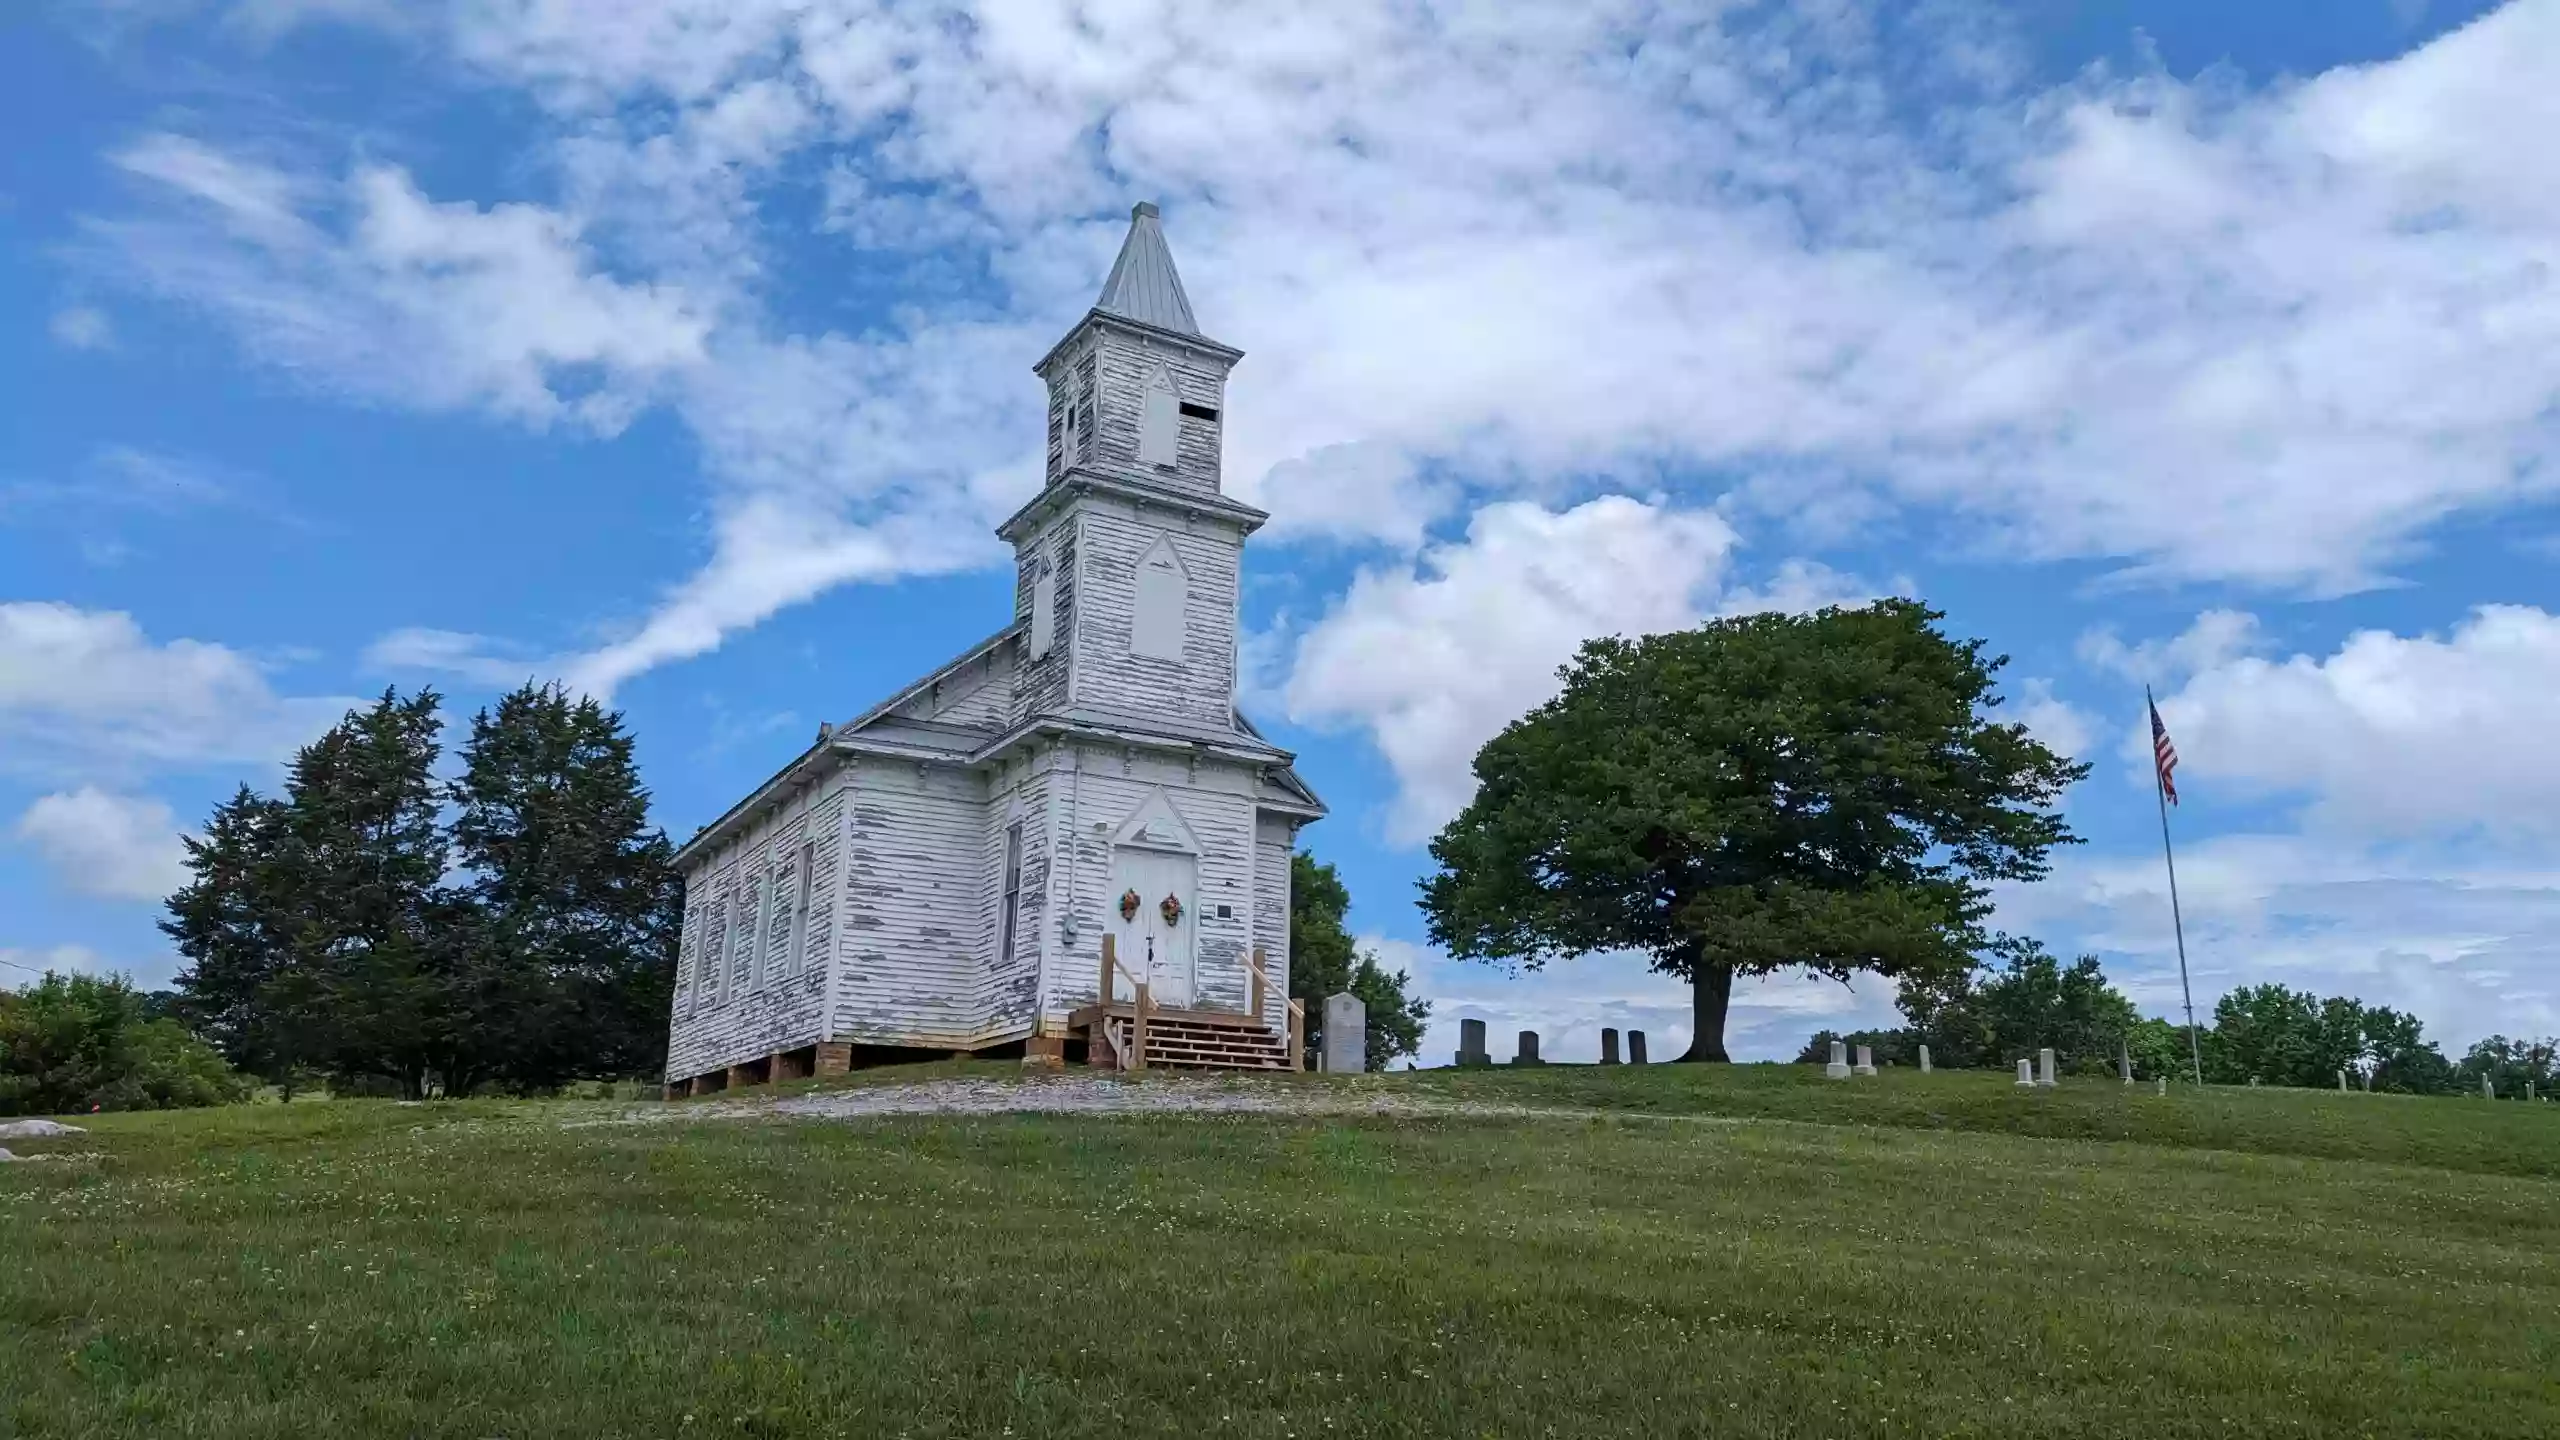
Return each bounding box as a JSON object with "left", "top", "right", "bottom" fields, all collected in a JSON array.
[
  {"left": 1283, "top": 496, "right": 1738, "bottom": 843},
  {"left": 96, "top": 134, "right": 712, "bottom": 431},
  {"left": 89, "top": 0, "right": 2560, "bottom": 691},
  {"left": 0, "top": 601, "right": 349, "bottom": 779},
  {"left": 2146, "top": 605, "right": 2560, "bottom": 838},
  {"left": 13, "top": 789, "right": 189, "bottom": 902},
  {"left": 2013, "top": 677, "right": 2097, "bottom": 764},
  {"left": 2004, "top": 836, "right": 2560, "bottom": 1050},
  {"left": 0, "top": 945, "right": 116, "bottom": 984},
  {"left": 361, "top": 627, "right": 547, "bottom": 689},
  {"left": 2080, "top": 609, "right": 2265, "bottom": 686},
  {"left": 49, "top": 306, "right": 114, "bottom": 350}
]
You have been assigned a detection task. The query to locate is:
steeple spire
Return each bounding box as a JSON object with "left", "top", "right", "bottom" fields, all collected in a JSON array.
[{"left": 1093, "top": 201, "right": 1200, "bottom": 336}]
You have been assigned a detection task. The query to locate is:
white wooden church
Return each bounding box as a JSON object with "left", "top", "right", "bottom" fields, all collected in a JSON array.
[{"left": 663, "top": 203, "right": 1326, "bottom": 1093}]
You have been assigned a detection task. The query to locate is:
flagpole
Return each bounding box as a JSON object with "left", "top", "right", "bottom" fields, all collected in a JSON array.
[{"left": 2150, "top": 685, "right": 2204, "bottom": 1087}]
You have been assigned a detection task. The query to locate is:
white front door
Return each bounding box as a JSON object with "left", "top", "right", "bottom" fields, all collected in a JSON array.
[{"left": 1108, "top": 845, "right": 1196, "bottom": 1007}]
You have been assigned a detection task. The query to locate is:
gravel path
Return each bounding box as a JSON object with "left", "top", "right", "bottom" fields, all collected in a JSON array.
[{"left": 570, "top": 1073, "right": 1655, "bottom": 1128}]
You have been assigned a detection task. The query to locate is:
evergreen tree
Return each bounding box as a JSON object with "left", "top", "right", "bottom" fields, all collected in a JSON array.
[
  {"left": 449, "top": 684, "right": 681, "bottom": 1089},
  {"left": 1289, "top": 851, "right": 1431, "bottom": 1070},
  {"left": 270, "top": 688, "right": 457, "bottom": 1099},
  {"left": 164, "top": 785, "right": 308, "bottom": 1092}
]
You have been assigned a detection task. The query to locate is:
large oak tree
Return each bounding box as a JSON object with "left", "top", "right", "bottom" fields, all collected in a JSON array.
[{"left": 1419, "top": 600, "right": 2086, "bottom": 1062}]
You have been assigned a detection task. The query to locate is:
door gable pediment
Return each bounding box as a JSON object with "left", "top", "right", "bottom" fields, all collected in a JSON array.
[{"left": 1109, "top": 789, "right": 1204, "bottom": 854}]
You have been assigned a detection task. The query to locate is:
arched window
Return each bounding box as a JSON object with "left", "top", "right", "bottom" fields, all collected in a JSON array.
[
  {"left": 1132, "top": 534, "right": 1188, "bottom": 661},
  {"left": 1139, "top": 366, "right": 1180, "bottom": 469}
]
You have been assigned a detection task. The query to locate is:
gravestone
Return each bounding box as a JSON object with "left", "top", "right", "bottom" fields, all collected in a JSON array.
[
  {"left": 1514, "top": 1030, "right": 1543, "bottom": 1066},
  {"left": 2483, "top": 1074, "right": 2495, "bottom": 1099},
  {"left": 1628, "top": 1030, "right": 1648, "bottom": 1065},
  {"left": 1852, "top": 1044, "right": 1877, "bottom": 1077},
  {"left": 2362, "top": 1069, "right": 2372, "bottom": 1092},
  {"left": 2120, "top": 1043, "right": 2134, "bottom": 1085},
  {"left": 1600, "top": 1028, "right": 1621, "bottom": 1065},
  {"left": 2015, "top": 1059, "right": 2035, "bottom": 1087},
  {"left": 1457, "top": 1018, "right": 1491, "bottom": 1068},
  {"left": 2156, "top": 1076, "right": 2167, "bottom": 1097},
  {"left": 1323, "top": 993, "right": 1367, "bottom": 1075},
  {"left": 1826, "top": 1039, "right": 1852, "bottom": 1080},
  {"left": 2037, "top": 1047, "right": 2058, "bottom": 1087},
  {"left": 1917, "top": 1044, "right": 1932, "bottom": 1074},
  {"left": 2338, "top": 1069, "right": 2349, "bottom": 1093}
]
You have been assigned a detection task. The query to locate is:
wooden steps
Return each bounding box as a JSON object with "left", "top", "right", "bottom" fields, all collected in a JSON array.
[{"left": 1073, "top": 1003, "right": 1295, "bottom": 1073}]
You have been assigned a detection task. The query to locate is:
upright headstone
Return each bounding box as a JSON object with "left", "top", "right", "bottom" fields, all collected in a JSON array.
[
  {"left": 1600, "top": 1028, "right": 1622, "bottom": 1065},
  {"left": 1323, "top": 993, "right": 1367, "bottom": 1075},
  {"left": 1852, "top": 1044, "right": 1877, "bottom": 1077},
  {"left": 2529, "top": 1082, "right": 2539, "bottom": 1103},
  {"left": 1457, "top": 1018, "right": 1490, "bottom": 1068},
  {"left": 2483, "top": 1074, "right": 2496, "bottom": 1100},
  {"left": 2362, "top": 1069, "right": 2372, "bottom": 1092},
  {"left": 2120, "top": 1042, "right": 2134, "bottom": 1085},
  {"left": 1826, "top": 1039, "right": 1852, "bottom": 1080},
  {"left": 2338, "top": 1069, "right": 2349, "bottom": 1093},
  {"left": 1628, "top": 1031, "right": 1648, "bottom": 1065},
  {"left": 1917, "top": 1044, "right": 1932, "bottom": 1074},
  {"left": 1514, "top": 1030, "right": 1542, "bottom": 1066},
  {"left": 2015, "top": 1058, "right": 2035, "bottom": 1087},
  {"left": 2156, "top": 1076, "right": 2167, "bottom": 1097},
  {"left": 2036, "top": 1047, "right": 2058, "bottom": 1087}
]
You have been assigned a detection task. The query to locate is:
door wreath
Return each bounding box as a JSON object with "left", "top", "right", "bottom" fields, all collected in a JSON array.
[
  {"left": 1159, "top": 893, "right": 1184, "bottom": 927},
  {"left": 1118, "top": 889, "right": 1142, "bottom": 922}
]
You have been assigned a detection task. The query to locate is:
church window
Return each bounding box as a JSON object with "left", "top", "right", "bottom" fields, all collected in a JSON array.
[
  {"left": 786, "top": 837, "right": 816, "bottom": 979},
  {"left": 1178, "top": 401, "right": 1219, "bottom": 422},
  {"left": 702, "top": 896, "right": 729, "bottom": 1005},
  {"left": 1027, "top": 557, "right": 1056, "bottom": 659},
  {"left": 1140, "top": 367, "right": 1180, "bottom": 468},
  {"left": 1131, "top": 535, "right": 1187, "bottom": 661},
  {"left": 734, "top": 868, "right": 764, "bottom": 994},
  {"left": 998, "top": 821, "right": 1025, "bottom": 966}
]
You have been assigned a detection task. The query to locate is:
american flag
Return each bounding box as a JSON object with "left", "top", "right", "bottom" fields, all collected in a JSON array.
[{"left": 2149, "top": 697, "right": 2180, "bottom": 805}]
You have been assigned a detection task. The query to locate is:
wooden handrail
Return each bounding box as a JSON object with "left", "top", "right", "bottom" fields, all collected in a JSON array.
[
  {"left": 1099, "top": 934, "right": 1152, "bottom": 1072},
  {"left": 1243, "top": 946, "right": 1305, "bottom": 1073}
]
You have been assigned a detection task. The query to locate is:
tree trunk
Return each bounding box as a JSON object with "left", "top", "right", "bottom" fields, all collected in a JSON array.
[{"left": 1673, "top": 962, "right": 1736, "bottom": 1063}]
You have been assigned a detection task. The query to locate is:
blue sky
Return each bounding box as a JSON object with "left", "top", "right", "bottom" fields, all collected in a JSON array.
[{"left": 6, "top": 0, "right": 2558, "bottom": 1063}]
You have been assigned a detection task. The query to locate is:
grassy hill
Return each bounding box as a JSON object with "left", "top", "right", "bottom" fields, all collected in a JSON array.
[{"left": 5, "top": 1064, "right": 2555, "bottom": 1439}]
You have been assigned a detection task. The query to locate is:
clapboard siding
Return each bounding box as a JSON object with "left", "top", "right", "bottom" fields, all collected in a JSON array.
[
  {"left": 977, "top": 754, "right": 1054, "bottom": 1038},
  {"left": 1012, "top": 523, "right": 1074, "bottom": 726},
  {"left": 1086, "top": 331, "right": 1231, "bottom": 496},
  {"left": 893, "top": 641, "right": 1015, "bottom": 731},
  {"left": 1071, "top": 504, "right": 1241, "bottom": 732},
  {"left": 666, "top": 775, "right": 842, "bottom": 1081},
  {"left": 835, "top": 759, "right": 992, "bottom": 1047},
  {"left": 1038, "top": 745, "right": 1264, "bottom": 1024},
  {"left": 1254, "top": 811, "right": 1295, "bottom": 1012}
]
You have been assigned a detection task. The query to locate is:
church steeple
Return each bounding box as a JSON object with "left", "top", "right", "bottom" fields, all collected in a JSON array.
[
  {"left": 1029, "top": 202, "right": 1243, "bottom": 497},
  {"left": 1093, "top": 201, "right": 1200, "bottom": 336}
]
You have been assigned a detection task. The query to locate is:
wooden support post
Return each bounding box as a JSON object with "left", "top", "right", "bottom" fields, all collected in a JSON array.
[
  {"left": 1288, "top": 1004, "right": 1304, "bottom": 1073},
  {"left": 1132, "top": 981, "right": 1151, "bottom": 1072},
  {"left": 1100, "top": 933, "right": 1116, "bottom": 1005},
  {"left": 1250, "top": 946, "right": 1266, "bottom": 1024},
  {"left": 813, "top": 1042, "right": 852, "bottom": 1077}
]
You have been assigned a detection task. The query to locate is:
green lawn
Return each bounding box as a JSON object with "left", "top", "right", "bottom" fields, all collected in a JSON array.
[{"left": 4, "top": 1065, "right": 2556, "bottom": 1439}]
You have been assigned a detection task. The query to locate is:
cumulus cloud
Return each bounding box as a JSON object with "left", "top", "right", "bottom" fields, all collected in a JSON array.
[
  {"left": 2145, "top": 604, "right": 2560, "bottom": 838},
  {"left": 81, "top": 0, "right": 2560, "bottom": 689},
  {"left": 0, "top": 601, "right": 349, "bottom": 779},
  {"left": 1283, "top": 496, "right": 1738, "bottom": 843},
  {"left": 2004, "top": 835, "right": 2560, "bottom": 1050},
  {"left": 13, "top": 788, "right": 190, "bottom": 902}
]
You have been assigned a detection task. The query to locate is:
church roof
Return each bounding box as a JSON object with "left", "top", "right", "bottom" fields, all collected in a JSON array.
[{"left": 1094, "top": 202, "right": 1200, "bottom": 336}]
